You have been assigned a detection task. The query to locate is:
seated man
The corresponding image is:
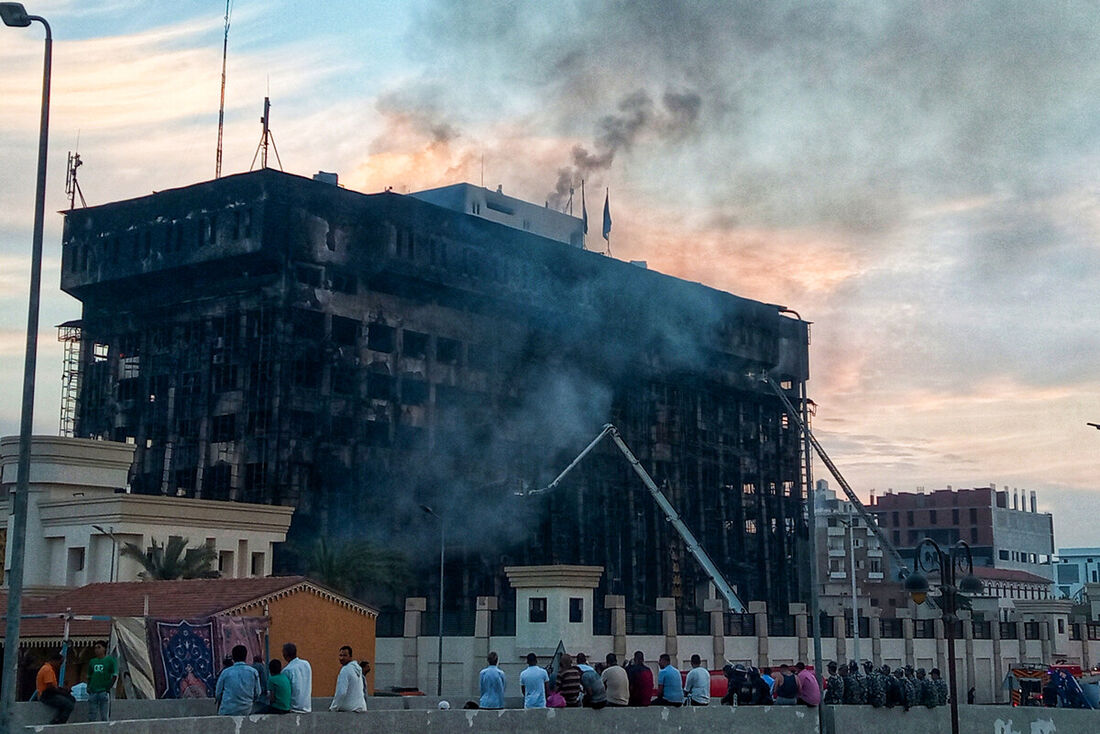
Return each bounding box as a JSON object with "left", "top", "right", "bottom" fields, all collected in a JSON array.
[
  {"left": 653, "top": 654, "right": 684, "bottom": 707},
  {"left": 37, "top": 653, "right": 75, "bottom": 725}
]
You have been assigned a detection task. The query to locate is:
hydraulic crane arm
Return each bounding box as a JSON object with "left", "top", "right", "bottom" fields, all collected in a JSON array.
[
  {"left": 533, "top": 423, "right": 747, "bottom": 613},
  {"left": 762, "top": 373, "right": 912, "bottom": 580}
]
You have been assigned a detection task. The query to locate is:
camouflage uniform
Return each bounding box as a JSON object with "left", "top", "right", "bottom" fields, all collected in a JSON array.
[
  {"left": 846, "top": 667, "right": 867, "bottom": 705},
  {"left": 866, "top": 669, "right": 887, "bottom": 708},
  {"left": 933, "top": 677, "right": 949, "bottom": 706},
  {"left": 823, "top": 671, "right": 845, "bottom": 705},
  {"left": 904, "top": 672, "right": 919, "bottom": 710},
  {"left": 840, "top": 669, "right": 855, "bottom": 704},
  {"left": 916, "top": 670, "right": 937, "bottom": 708}
]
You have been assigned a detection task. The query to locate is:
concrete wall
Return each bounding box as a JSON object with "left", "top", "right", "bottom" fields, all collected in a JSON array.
[{"left": 14, "top": 702, "right": 1100, "bottom": 734}]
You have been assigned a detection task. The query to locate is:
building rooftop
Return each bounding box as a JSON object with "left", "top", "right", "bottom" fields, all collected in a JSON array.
[
  {"left": 0, "top": 576, "right": 376, "bottom": 644},
  {"left": 971, "top": 566, "right": 1054, "bottom": 585}
]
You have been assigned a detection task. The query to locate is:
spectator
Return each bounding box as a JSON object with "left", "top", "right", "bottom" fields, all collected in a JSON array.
[
  {"left": 683, "top": 654, "right": 710, "bottom": 706},
  {"left": 281, "top": 642, "right": 313, "bottom": 713},
  {"left": 86, "top": 640, "right": 118, "bottom": 722},
  {"left": 330, "top": 645, "right": 366, "bottom": 712},
  {"left": 580, "top": 665, "right": 607, "bottom": 709},
  {"left": 746, "top": 667, "right": 773, "bottom": 705},
  {"left": 556, "top": 653, "right": 583, "bottom": 707},
  {"left": 359, "top": 661, "right": 372, "bottom": 699},
  {"left": 520, "top": 652, "right": 549, "bottom": 709},
  {"left": 575, "top": 652, "right": 595, "bottom": 674},
  {"left": 601, "top": 653, "right": 629, "bottom": 707},
  {"left": 823, "top": 661, "right": 844, "bottom": 705},
  {"left": 653, "top": 653, "right": 684, "bottom": 707},
  {"left": 37, "top": 652, "right": 75, "bottom": 724},
  {"left": 795, "top": 662, "right": 820, "bottom": 707},
  {"left": 265, "top": 659, "right": 292, "bottom": 714},
  {"left": 252, "top": 655, "right": 268, "bottom": 692},
  {"left": 215, "top": 645, "right": 262, "bottom": 716},
  {"left": 478, "top": 651, "right": 506, "bottom": 709},
  {"left": 761, "top": 666, "right": 775, "bottom": 693},
  {"left": 772, "top": 663, "right": 800, "bottom": 705},
  {"left": 626, "top": 651, "right": 654, "bottom": 706}
]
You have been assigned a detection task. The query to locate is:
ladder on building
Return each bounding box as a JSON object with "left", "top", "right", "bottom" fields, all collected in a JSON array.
[
  {"left": 762, "top": 372, "right": 913, "bottom": 581},
  {"left": 527, "top": 423, "right": 747, "bottom": 612}
]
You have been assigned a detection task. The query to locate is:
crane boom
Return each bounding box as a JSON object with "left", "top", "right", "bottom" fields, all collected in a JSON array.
[
  {"left": 763, "top": 373, "right": 911, "bottom": 580},
  {"left": 534, "top": 423, "right": 746, "bottom": 612}
]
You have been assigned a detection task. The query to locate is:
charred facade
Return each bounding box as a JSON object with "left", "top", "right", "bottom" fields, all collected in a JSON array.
[{"left": 60, "top": 170, "right": 812, "bottom": 615}]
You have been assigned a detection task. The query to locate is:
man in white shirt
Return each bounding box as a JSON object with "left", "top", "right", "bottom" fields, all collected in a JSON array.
[
  {"left": 281, "top": 642, "right": 313, "bottom": 713},
  {"left": 330, "top": 645, "right": 367, "bottom": 712},
  {"left": 519, "top": 652, "right": 549, "bottom": 709},
  {"left": 683, "top": 654, "right": 710, "bottom": 706},
  {"left": 600, "top": 653, "right": 630, "bottom": 707}
]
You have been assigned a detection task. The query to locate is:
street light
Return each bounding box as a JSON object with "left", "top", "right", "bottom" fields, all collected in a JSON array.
[
  {"left": 0, "top": 4, "right": 52, "bottom": 730},
  {"left": 903, "top": 539, "right": 984, "bottom": 734},
  {"left": 92, "top": 525, "right": 119, "bottom": 583},
  {"left": 420, "top": 504, "right": 445, "bottom": 696}
]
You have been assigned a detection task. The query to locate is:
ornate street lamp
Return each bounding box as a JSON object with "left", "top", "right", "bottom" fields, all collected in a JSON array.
[{"left": 904, "top": 539, "right": 984, "bottom": 734}]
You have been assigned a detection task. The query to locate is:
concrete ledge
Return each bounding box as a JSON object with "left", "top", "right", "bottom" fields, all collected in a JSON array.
[{"left": 18, "top": 706, "right": 819, "bottom": 733}]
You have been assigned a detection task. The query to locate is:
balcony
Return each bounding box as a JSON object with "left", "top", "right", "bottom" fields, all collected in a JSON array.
[
  {"left": 829, "top": 571, "right": 848, "bottom": 580},
  {"left": 827, "top": 526, "right": 846, "bottom": 536},
  {"left": 828, "top": 549, "right": 847, "bottom": 557},
  {"left": 866, "top": 548, "right": 883, "bottom": 557},
  {"left": 867, "top": 572, "right": 885, "bottom": 580}
]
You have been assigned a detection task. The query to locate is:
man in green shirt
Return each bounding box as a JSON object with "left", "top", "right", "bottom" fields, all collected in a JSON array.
[
  {"left": 86, "top": 641, "right": 118, "bottom": 721},
  {"left": 265, "top": 659, "right": 292, "bottom": 714}
]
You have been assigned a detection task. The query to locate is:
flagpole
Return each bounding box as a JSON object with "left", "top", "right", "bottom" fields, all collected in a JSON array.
[{"left": 580, "top": 179, "right": 587, "bottom": 251}]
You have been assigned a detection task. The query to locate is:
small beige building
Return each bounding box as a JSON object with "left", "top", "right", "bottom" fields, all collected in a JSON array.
[{"left": 1, "top": 436, "right": 293, "bottom": 590}]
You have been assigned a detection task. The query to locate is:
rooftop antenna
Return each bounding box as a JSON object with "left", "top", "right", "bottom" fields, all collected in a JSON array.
[
  {"left": 65, "top": 133, "right": 86, "bottom": 210},
  {"left": 215, "top": 0, "right": 232, "bottom": 178},
  {"left": 249, "top": 94, "right": 283, "bottom": 171}
]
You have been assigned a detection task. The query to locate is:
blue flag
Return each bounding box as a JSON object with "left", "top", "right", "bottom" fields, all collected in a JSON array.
[{"left": 602, "top": 189, "right": 612, "bottom": 241}]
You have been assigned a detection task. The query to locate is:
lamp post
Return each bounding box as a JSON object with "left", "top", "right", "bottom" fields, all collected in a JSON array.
[
  {"left": 92, "top": 525, "right": 119, "bottom": 582},
  {"left": 0, "top": 3, "right": 52, "bottom": 729},
  {"left": 903, "top": 539, "right": 984, "bottom": 734},
  {"left": 420, "top": 504, "right": 445, "bottom": 696}
]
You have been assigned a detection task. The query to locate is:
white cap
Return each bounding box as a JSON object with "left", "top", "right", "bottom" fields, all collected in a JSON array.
[{"left": 438, "top": 700, "right": 450, "bottom": 710}]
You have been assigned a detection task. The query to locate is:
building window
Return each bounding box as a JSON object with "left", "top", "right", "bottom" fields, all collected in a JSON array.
[
  {"left": 529, "top": 597, "right": 547, "bottom": 623},
  {"left": 971, "top": 527, "right": 978, "bottom": 543},
  {"left": 999, "top": 550, "right": 1010, "bottom": 561},
  {"left": 953, "top": 509, "right": 960, "bottom": 524},
  {"left": 906, "top": 511, "right": 914, "bottom": 526},
  {"left": 569, "top": 597, "right": 584, "bottom": 623},
  {"left": 892, "top": 511, "right": 899, "bottom": 526},
  {"left": 219, "top": 550, "right": 234, "bottom": 575},
  {"left": 930, "top": 510, "right": 937, "bottom": 525},
  {"left": 970, "top": 508, "right": 978, "bottom": 523},
  {"left": 1058, "top": 619, "right": 1065, "bottom": 634},
  {"left": 744, "top": 519, "right": 757, "bottom": 535},
  {"left": 367, "top": 323, "right": 396, "bottom": 353},
  {"left": 211, "top": 414, "right": 236, "bottom": 443},
  {"left": 251, "top": 552, "right": 265, "bottom": 576}
]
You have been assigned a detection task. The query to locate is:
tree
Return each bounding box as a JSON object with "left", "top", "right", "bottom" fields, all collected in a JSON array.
[
  {"left": 299, "top": 538, "right": 409, "bottom": 597},
  {"left": 120, "top": 537, "right": 219, "bottom": 580}
]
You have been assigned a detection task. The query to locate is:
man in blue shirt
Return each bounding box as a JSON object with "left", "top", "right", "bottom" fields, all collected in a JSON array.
[
  {"left": 215, "top": 645, "right": 261, "bottom": 716},
  {"left": 478, "top": 651, "right": 506, "bottom": 709},
  {"left": 653, "top": 653, "right": 684, "bottom": 707},
  {"left": 519, "top": 653, "right": 549, "bottom": 709}
]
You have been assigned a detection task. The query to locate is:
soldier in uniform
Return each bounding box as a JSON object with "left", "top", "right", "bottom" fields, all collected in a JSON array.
[
  {"left": 864, "top": 661, "right": 885, "bottom": 708},
  {"left": 847, "top": 660, "right": 867, "bottom": 705},
  {"left": 839, "top": 661, "right": 855, "bottom": 704},
  {"left": 930, "top": 668, "right": 949, "bottom": 706},
  {"left": 903, "top": 665, "right": 919, "bottom": 710},
  {"left": 916, "top": 668, "right": 937, "bottom": 708},
  {"left": 889, "top": 668, "right": 909, "bottom": 711},
  {"left": 823, "top": 661, "right": 845, "bottom": 705}
]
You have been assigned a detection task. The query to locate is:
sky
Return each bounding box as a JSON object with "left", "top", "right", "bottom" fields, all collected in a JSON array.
[{"left": 1, "top": 1, "right": 1098, "bottom": 547}]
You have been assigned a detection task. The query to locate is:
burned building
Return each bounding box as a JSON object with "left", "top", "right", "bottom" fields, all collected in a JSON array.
[{"left": 59, "top": 169, "right": 812, "bottom": 615}]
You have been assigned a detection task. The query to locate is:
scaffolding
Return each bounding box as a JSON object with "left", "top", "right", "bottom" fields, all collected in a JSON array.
[{"left": 57, "top": 320, "right": 83, "bottom": 437}]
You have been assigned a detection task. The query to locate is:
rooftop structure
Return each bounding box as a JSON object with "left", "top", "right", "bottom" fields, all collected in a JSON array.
[
  {"left": 1054, "top": 547, "right": 1100, "bottom": 601},
  {"left": 56, "top": 168, "right": 812, "bottom": 615}
]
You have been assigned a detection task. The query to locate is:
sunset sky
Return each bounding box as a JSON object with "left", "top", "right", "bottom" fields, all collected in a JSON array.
[{"left": 2, "top": 1, "right": 1098, "bottom": 546}]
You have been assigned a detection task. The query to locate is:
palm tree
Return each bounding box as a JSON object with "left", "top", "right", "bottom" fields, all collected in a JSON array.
[
  {"left": 300, "top": 538, "right": 409, "bottom": 596},
  {"left": 120, "top": 537, "right": 219, "bottom": 580}
]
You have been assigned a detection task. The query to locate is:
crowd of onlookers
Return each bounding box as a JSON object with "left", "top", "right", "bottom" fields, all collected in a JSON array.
[{"left": 474, "top": 652, "right": 951, "bottom": 711}]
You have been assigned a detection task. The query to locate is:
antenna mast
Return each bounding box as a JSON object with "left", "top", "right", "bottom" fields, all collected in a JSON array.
[
  {"left": 215, "top": 0, "right": 231, "bottom": 179},
  {"left": 250, "top": 96, "right": 283, "bottom": 171},
  {"left": 65, "top": 151, "right": 86, "bottom": 210}
]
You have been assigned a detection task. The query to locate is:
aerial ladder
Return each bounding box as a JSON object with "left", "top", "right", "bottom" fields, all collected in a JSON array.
[
  {"left": 528, "top": 423, "right": 747, "bottom": 613},
  {"left": 761, "top": 372, "right": 913, "bottom": 581}
]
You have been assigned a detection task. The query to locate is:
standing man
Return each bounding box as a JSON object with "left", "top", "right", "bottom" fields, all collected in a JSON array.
[
  {"left": 601, "top": 653, "right": 629, "bottom": 707},
  {"left": 683, "top": 654, "right": 710, "bottom": 706},
  {"left": 330, "top": 645, "right": 366, "bottom": 712},
  {"left": 865, "top": 661, "right": 886, "bottom": 708},
  {"left": 795, "top": 662, "right": 820, "bottom": 707},
  {"left": 653, "top": 653, "right": 684, "bottom": 706},
  {"left": 478, "top": 651, "right": 506, "bottom": 709},
  {"left": 37, "top": 652, "right": 75, "bottom": 724},
  {"left": 626, "top": 651, "right": 654, "bottom": 706},
  {"left": 215, "top": 645, "right": 262, "bottom": 716},
  {"left": 281, "top": 642, "right": 313, "bottom": 713},
  {"left": 520, "top": 652, "right": 549, "bottom": 709},
  {"left": 86, "top": 640, "right": 118, "bottom": 722}
]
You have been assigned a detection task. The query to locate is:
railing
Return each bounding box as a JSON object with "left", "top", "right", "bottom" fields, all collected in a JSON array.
[
  {"left": 626, "top": 611, "right": 663, "bottom": 636},
  {"left": 880, "top": 619, "right": 904, "bottom": 639},
  {"left": 593, "top": 609, "right": 612, "bottom": 636},
  {"left": 1024, "top": 622, "right": 1041, "bottom": 640},
  {"left": 421, "top": 610, "right": 476, "bottom": 637},
  {"left": 491, "top": 609, "right": 516, "bottom": 637},
  {"left": 769, "top": 615, "right": 796, "bottom": 637},
  {"left": 1087, "top": 623, "right": 1100, "bottom": 641},
  {"left": 677, "top": 610, "right": 711, "bottom": 636},
  {"left": 914, "top": 620, "right": 936, "bottom": 639},
  {"left": 972, "top": 621, "right": 993, "bottom": 639},
  {"left": 724, "top": 613, "right": 756, "bottom": 636},
  {"left": 999, "top": 622, "right": 1018, "bottom": 639},
  {"left": 1070, "top": 623, "right": 1082, "bottom": 641}
]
